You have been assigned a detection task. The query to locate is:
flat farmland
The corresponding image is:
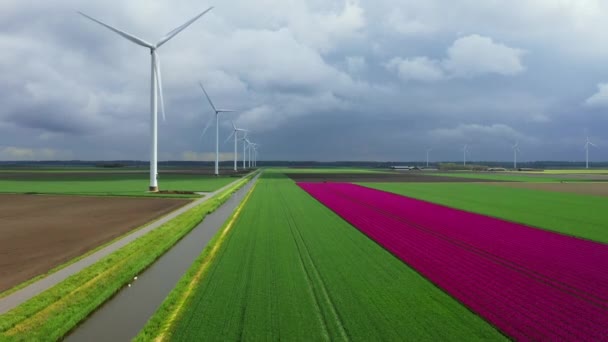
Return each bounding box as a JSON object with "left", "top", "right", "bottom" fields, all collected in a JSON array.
[
  {"left": 168, "top": 174, "right": 502, "bottom": 341},
  {"left": 300, "top": 182, "right": 608, "bottom": 340},
  {"left": 285, "top": 172, "right": 503, "bottom": 183},
  {"left": 490, "top": 181, "right": 608, "bottom": 197},
  {"left": 0, "top": 171, "right": 239, "bottom": 197},
  {"left": 0, "top": 194, "right": 189, "bottom": 292},
  {"left": 362, "top": 182, "right": 608, "bottom": 243}
]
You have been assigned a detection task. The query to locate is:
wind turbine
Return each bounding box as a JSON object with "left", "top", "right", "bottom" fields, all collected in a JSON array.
[
  {"left": 512, "top": 141, "right": 521, "bottom": 170},
  {"left": 78, "top": 7, "right": 213, "bottom": 191},
  {"left": 426, "top": 148, "right": 432, "bottom": 168},
  {"left": 584, "top": 136, "right": 597, "bottom": 169},
  {"left": 240, "top": 133, "right": 248, "bottom": 170},
  {"left": 246, "top": 140, "right": 254, "bottom": 168},
  {"left": 199, "top": 82, "right": 234, "bottom": 176},
  {"left": 463, "top": 144, "right": 469, "bottom": 166},
  {"left": 224, "top": 121, "right": 247, "bottom": 171},
  {"left": 251, "top": 143, "right": 260, "bottom": 167}
]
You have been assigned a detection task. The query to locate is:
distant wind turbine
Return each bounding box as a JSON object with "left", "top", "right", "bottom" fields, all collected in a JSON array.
[
  {"left": 512, "top": 141, "right": 521, "bottom": 170},
  {"left": 584, "top": 136, "right": 597, "bottom": 169},
  {"left": 225, "top": 121, "right": 247, "bottom": 171},
  {"left": 199, "top": 82, "right": 234, "bottom": 176},
  {"left": 463, "top": 144, "right": 469, "bottom": 166},
  {"left": 426, "top": 148, "right": 432, "bottom": 168},
  {"left": 78, "top": 7, "right": 213, "bottom": 191},
  {"left": 240, "top": 133, "right": 248, "bottom": 169}
]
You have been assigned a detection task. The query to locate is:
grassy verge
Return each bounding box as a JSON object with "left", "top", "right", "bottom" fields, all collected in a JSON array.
[
  {"left": 362, "top": 182, "right": 608, "bottom": 243},
  {"left": 148, "top": 174, "right": 502, "bottom": 340},
  {"left": 134, "top": 175, "right": 259, "bottom": 341},
  {"left": 0, "top": 173, "right": 255, "bottom": 341}
]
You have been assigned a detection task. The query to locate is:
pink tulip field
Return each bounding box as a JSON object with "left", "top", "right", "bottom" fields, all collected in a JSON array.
[{"left": 298, "top": 182, "right": 608, "bottom": 341}]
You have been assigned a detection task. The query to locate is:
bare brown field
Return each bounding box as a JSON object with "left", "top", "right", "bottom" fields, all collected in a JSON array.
[
  {"left": 285, "top": 172, "right": 506, "bottom": 183},
  {"left": 0, "top": 194, "right": 190, "bottom": 292},
  {"left": 490, "top": 182, "right": 608, "bottom": 197}
]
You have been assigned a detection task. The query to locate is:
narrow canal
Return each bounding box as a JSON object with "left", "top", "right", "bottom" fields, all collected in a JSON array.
[{"left": 66, "top": 175, "right": 258, "bottom": 341}]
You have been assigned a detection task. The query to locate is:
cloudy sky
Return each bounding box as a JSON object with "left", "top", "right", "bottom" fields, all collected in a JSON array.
[{"left": 1, "top": 0, "right": 608, "bottom": 162}]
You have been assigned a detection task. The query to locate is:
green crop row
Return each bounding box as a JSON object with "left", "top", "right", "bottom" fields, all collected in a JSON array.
[
  {"left": 162, "top": 174, "right": 503, "bottom": 341},
  {"left": 362, "top": 182, "right": 608, "bottom": 243},
  {"left": 0, "top": 173, "right": 255, "bottom": 341}
]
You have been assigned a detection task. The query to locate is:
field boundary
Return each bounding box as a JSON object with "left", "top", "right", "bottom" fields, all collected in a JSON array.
[
  {"left": 134, "top": 174, "right": 260, "bottom": 342},
  {"left": 0, "top": 197, "right": 193, "bottom": 300},
  {"left": 0, "top": 171, "right": 257, "bottom": 341}
]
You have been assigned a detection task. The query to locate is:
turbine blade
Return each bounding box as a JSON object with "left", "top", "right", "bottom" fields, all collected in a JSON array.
[
  {"left": 200, "top": 116, "right": 213, "bottom": 141},
  {"left": 590, "top": 142, "right": 597, "bottom": 147},
  {"left": 77, "top": 12, "right": 154, "bottom": 48},
  {"left": 156, "top": 7, "right": 214, "bottom": 48},
  {"left": 224, "top": 131, "right": 235, "bottom": 144},
  {"left": 217, "top": 109, "right": 235, "bottom": 113},
  {"left": 154, "top": 51, "right": 166, "bottom": 121},
  {"left": 231, "top": 120, "right": 237, "bottom": 130},
  {"left": 199, "top": 82, "right": 217, "bottom": 112}
]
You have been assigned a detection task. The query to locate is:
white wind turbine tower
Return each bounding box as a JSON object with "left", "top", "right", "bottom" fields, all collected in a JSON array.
[
  {"left": 79, "top": 7, "right": 213, "bottom": 191},
  {"left": 426, "top": 148, "right": 432, "bottom": 168},
  {"left": 512, "top": 141, "right": 521, "bottom": 170},
  {"left": 584, "top": 136, "right": 597, "bottom": 169},
  {"left": 224, "top": 121, "right": 247, "bottom": 171},
  {"left": 251, "top": 143, "right": 259, "bottom": 167},
  {"left": 199, "top": 82, "right": 234, "bottom": 176},
  {"left": 240, "top": 133, "right": 248, "bottom": 170},
  {"left": 463, "top": 144, "right": 469, "bottom": 166},
  {"left": 246, "top": 139, "right": 254, "bottom": 168}
]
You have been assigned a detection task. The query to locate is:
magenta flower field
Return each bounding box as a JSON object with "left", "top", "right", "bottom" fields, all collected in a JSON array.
[{"left": 298, "top": 182, "right": 608, "bottom": 341}]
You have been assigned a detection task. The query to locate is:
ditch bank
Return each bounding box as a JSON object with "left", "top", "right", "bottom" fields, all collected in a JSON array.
[{"left": 65, "top": 173, "right": 260, "bottom": 341}]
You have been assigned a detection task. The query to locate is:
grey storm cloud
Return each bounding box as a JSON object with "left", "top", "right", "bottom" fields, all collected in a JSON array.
[{"left": 1, "top": 0, "right": 608, "bottom": 162}]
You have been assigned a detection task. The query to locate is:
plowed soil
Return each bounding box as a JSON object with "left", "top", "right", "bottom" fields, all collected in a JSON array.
[
  {"left": 286, "top": 172, "right": 505, "bottom": 183},
  {"left": 491, "top": 182, "right": 608, "bottom": 197},
  {"left": 0, "top": 194, "right": 190, "bottom": 292}
]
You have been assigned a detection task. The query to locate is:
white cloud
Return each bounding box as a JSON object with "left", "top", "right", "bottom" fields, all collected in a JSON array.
[
  {"left": 386, "top": 8, "right": 434, "bottom": 35},
  {"left": 386, "top": 57, "right": 444, "bottom": 82},
  {"left": 386, "top": 34, "right": 525, "bottom": 82},
  {"left": 585, "top": 83, "right": 608, "bottom": 108},
  {"left": 442, "top": 34, "right": 526, "bottom": 77},
  {"left": 285, "top": 0, "right": 366, "bottom": 53}
]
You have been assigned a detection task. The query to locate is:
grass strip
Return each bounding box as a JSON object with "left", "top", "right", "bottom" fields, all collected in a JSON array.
[
  {"left": 134, "top": 177, "right": 259, "bottom": 342},
  {"left": 0, "top": 173, "right": 255, "bottom": 341}
]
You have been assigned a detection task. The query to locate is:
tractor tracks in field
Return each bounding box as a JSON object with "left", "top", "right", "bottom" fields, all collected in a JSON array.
[{"left": 278, "top": 187, "right": 350, "bottom": 342}]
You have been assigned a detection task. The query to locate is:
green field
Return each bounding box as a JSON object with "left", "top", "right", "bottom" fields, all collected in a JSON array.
[
  {"left": 362, "top": 182, "right": 608, "bottom": 243},
  {"left": 0, "top": 173, "right": 237, "bottom": 197},
  {"left": 160, "top": 174, "right": 503, "bottom": 341}
]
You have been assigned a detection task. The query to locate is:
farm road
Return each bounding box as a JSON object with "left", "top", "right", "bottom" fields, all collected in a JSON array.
[{"left": 0, "top": 173, "right": 255, "bottom": 315}]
